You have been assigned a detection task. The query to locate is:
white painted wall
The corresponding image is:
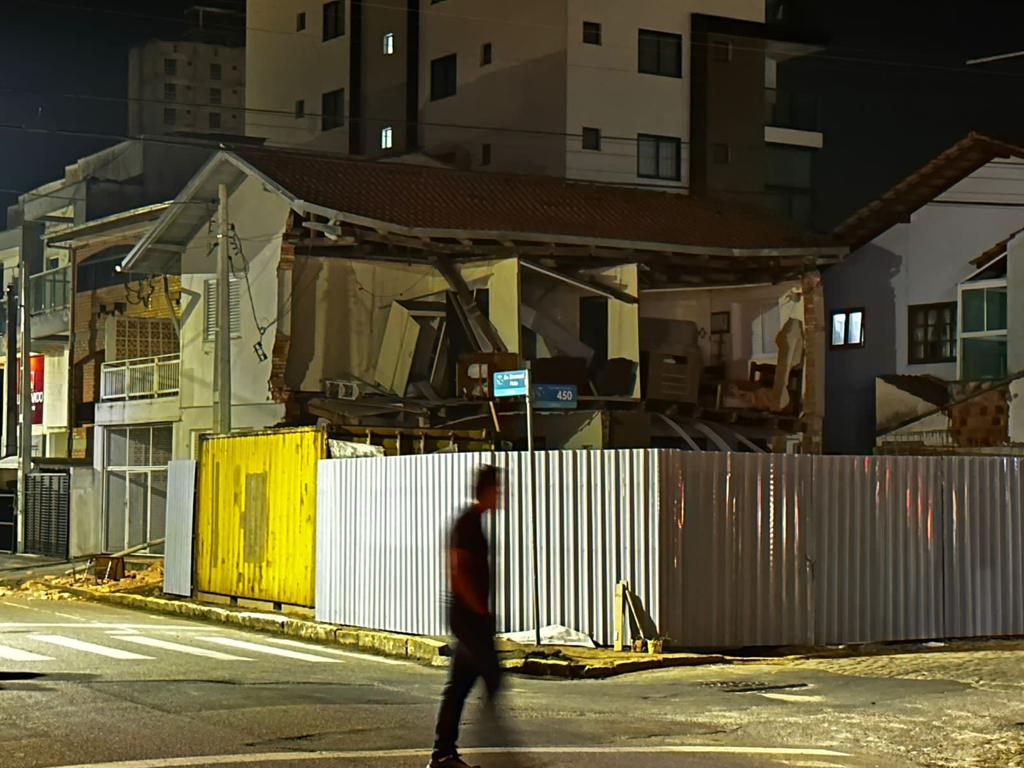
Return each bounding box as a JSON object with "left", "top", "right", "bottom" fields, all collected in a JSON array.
[
  {"left": 564, "top": 0, "right": 764, "bottom": 187},
  {"left": 246, "top": 0, "right": 350, "bottom": 151},
  {"left": 175, "top": 174, "right": 290, "bottom": 458}
]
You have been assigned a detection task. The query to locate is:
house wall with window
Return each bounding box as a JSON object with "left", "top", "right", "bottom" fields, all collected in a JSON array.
[
  {"left": 176, "top": 174, "right": 289, "bottom": 459},
  {"left": 246, "top": 0, "right": 351, "bottom": 150},
  {"left": 824, "top": 158, "right": 1024, "bottom": 454},
  {"left": 418, "top": 0, "right": 570, "bottom": 175}
]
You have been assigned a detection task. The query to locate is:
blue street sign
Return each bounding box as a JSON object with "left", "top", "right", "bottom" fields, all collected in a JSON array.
[
  {"left": 533, "top": 384, "right": 578, "bottom": 410},
  {"left": 493, "top": 369, "right": 529, "bottom": 398}
]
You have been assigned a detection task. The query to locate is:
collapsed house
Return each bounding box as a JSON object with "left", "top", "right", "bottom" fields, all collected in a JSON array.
[{"left": 112, "top": 147, "right": 844, "bottom": 457}]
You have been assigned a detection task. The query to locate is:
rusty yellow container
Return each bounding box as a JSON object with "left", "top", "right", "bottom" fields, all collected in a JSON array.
[{"left": 194, "top": 427, "right": 325, "bottom": 607}]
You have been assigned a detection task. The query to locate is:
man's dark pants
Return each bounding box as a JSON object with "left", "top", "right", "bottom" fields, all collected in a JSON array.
[{"left": 432, "top": 609, "right": 502, "bottom": 761}]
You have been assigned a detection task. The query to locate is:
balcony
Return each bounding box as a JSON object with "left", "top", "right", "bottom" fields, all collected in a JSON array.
[
  {"left": 30, "top": 266, "right": 70, "bottom": 316},
  {"left": 100, "top": 354, "right": 180, "bottom": 401},
  {"left": 766, "top": 89, "right": 820, "bottom": 133}
]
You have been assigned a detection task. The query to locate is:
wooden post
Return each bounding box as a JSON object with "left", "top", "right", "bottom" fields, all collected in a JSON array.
[{"left": 613, "top": 580, "right": 626, "bottom": 652}]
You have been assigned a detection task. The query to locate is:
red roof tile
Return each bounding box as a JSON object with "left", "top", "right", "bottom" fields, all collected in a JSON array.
[{"left": 235, "top": 148, "right": 834, "bottom": 252}]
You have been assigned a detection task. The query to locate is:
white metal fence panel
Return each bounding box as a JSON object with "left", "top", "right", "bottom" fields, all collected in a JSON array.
[
  {"left": 811, "top": 455, "right": 945, "bottom": 645},
  {"left": 658, "top": 453, "right": 813, "bottom": 648},
  {"left": 944, "top": 456, "right": 1024, "bottom": 638},
  {"left": 163, "top": 460, "right": 196, "bottom": 597},
  {"left": 316, "top": 450, "right": 659, "bottom": 644}
]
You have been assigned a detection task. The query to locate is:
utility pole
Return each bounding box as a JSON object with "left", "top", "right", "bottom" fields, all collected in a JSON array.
[
  {"left": 5, "top": 282, "right": 18, "bottom": 457},
  {"left": 17, "top": 264, "right": 32, "bottom": 552},
  {"left": 215, "top": 183, "right": 232, "bottom": 434}
]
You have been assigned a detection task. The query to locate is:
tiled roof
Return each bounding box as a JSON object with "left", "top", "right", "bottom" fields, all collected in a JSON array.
[
  {"left": 235, "top": 148, "right": 835, "bottom": 252},
  {"left": 836, "top": 133, "right": 1024, "bottom": 251},
  {"left": 970, "top": 229, "right": 1022, "bottom": 269}
]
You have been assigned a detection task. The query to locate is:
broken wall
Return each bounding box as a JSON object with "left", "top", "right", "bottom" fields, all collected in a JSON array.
[{"left": 286, "top": 256, "right": 520, "bottom": 394}]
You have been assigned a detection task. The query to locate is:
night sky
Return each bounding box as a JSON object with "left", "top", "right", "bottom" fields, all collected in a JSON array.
[{"left": 3, "top": 0, "right": 1024, "bottom": 230}]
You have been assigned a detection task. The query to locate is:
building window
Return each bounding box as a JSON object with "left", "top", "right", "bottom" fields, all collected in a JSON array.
[
  {"left": 583, "top": 21, "right": 602, "bottom": 45},
  {"left": 960, "top": 284, "right": 1008, "bottom": 379},
  {"left": 481, "top": 42, "right": 493, "bottom": 66},
  {"left": 321, "top": 88, "right": 344, "bottom": 131},
  {"left": 296, "top": 11, "right": 307, "bottom": 31},
  {"left": 210, "top": 88, "right": 222, "bottom": 106},
  {"left": 638, "top": 29, "right": 683, "bottom": 78},
  {"left": 582, "top": 127, "right": 601, "bottom": 151},
  {"left": 637, "top": 134, "right": 681, "bottom": 180},
  {"left": 431, "top": 53, "right": 457, "bottom": 100},
  {"left": 164, "top": 58, "right": 177, "bottom": 76},
  {"left": 103, "top": 426, "right": 172, "bottom": 553},
  {"left": 295, "top": 99, "right": 306, "bottom": 119},
  {"left": 712, "top": 143, "right": 731, "bottom": 164},
  {"left": 830, "top": 309, "right": 865, "bottom": 349},
  {"left": 481, "top": 144, "right": 492, "bottom": 166},
  {"left": 909, "top": 303, "right": 956, "bottom": 364},
  {"left": 381, "top": 126, "right": 393, "bottom": 149},
  {"left": 323, "top": 1, "right": 345, "bottom": 41},
  {"left": 209, "top": 112, "right": 222, "bottom": 129},
  {"left": 210, "top": 63, "right": 222, "bottom": 80},
  {"left": 383, "top": 32, "right": 395, "bottom": 55},
  {"left": 204, "top": 278, "right": 241, "bottom": 342},
  {"left": 164, "top": 83, "right": 177, "bottom": 102},
  {"left": 163, "top": 108, "right": 176, "bottom": 126}
]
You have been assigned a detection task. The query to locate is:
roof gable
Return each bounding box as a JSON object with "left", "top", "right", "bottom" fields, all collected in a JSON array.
[{"left": 836, "top": 133, "right": 1024, "bottom": 251}]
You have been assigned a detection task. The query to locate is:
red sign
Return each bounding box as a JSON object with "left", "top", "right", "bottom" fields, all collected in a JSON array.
[{"left": 16, "top": 355, "right": 44, "bottom": 425}]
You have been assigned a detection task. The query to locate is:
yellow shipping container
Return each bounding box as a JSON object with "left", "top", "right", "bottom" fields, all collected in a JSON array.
[{"left": 194, "top": 427, "right": 325, "bottom": 607}]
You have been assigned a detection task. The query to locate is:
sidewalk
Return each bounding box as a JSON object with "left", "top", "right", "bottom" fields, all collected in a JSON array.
[{"left": 0, "top": 563, "right": 729, "bottom": 677}]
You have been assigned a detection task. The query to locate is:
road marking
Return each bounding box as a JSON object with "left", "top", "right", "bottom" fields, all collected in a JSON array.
[
  {"left": 760, "top": 692, "right": 826, "bottom": 703},
  {"left": 0, "top": 623, "right": 213, "bottom": 630},
  {"left": 200, "top": 636, "right": 341, "bottom": 663},
  {"left": 109, "top": 635, "right": 253, "bottom": 661},
  {"left": 0, "top": 641, "right": 53, "bottom": 661},
  {"left": 262, "top": 637, "right": 405, "bottom": 665},
  {"left": 45, "top": 744, "right": 853, "bottom": 768},
  {"left": 30, "top": 634, "right": 153, "bottom": 660}
]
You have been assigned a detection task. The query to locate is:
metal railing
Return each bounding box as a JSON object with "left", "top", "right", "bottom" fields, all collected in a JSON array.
[
  {"left": 100, "top": 354, "right": 180, "bottom": 401},
  {"left": 29, "top": 266, "right": 70, "bottom": 315},
  {"left": 766, "top": 89, "right": 820, "bottom": 132}
]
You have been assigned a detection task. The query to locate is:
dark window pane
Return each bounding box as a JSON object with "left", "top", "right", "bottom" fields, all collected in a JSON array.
[
  {"left": 321, "top": 88, "right": 344, "bottom": 131},
  {"left": 583, "top": 21, "right": 602, "bottom": 45},
  {"left": 963, "top": 337, "right": 1007, "bottom": 380},
  {"left": 987, "top": 287, "right": 1008, "bottom": 330},
  {"left": 430, "top": 54, "right": 457, "bottom": 100},
  {"left": 582, "top": 127, "right": 601, "bottom": 151},
  {"left": 639, "top": 29, "right": 682, "bottom": 77},
  {"left": 323, "top": 1, "right": 344, "bottom": 40},
  {"left": 962, "top": 289, "right": 986, "bottom": 333},
  {"left": 637, "top": 136, "right": 658, "bottom": 177}
]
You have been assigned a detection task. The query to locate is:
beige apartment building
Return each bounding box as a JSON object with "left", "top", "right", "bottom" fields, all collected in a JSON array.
[
  {"left": 129, "top": 38, "right": 245, "bottom": 138},
  {"left": 246, "top": 0, "right": 823, "bottom": 223}
]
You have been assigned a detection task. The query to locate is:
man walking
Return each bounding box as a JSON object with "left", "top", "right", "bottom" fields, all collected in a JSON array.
[{"left": 429, "top": 465, "right": 503, "bottom": 768}]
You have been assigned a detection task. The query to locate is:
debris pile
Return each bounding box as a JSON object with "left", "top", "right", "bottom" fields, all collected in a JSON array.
[{"left": 7, "top": 560, "right": 165, "bottom": 599}]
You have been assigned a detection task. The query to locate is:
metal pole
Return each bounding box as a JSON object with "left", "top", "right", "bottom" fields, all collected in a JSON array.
[
  {"left": 5, "top": 282, "right": 18, "bottom": 457},
  {"left": 215, "top": 183, "right": 232, "bottom": 435},
  {"left": 525, "top": 368, "right": 540, "bottom": 646},
  {"left": 17, "top": 265, "right": 32, "bottom": 553}
]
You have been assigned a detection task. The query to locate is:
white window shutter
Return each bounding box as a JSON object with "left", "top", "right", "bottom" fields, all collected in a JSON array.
[{"left": 205, "top": 277, "right": 242, "bottom": 341}]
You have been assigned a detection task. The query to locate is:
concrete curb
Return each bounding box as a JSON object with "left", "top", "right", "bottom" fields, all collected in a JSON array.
[{"left": 60, "top": 587, "right": 732, "bottom": 678}]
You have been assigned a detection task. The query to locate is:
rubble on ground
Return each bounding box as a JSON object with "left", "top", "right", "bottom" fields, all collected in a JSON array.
[{"left": 8, "top": 560, "right": 164, "bottom": 599}]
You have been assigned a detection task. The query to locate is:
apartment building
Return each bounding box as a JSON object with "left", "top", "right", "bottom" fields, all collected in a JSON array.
[
  {"left": 245, "top": 1, "right": 824, "bottom": 221},
  {"left": 128, "top": 5, "right": 246, "bottom": 139}
]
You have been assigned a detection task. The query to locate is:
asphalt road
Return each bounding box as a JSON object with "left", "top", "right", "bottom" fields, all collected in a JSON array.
[{"left": 0, "top": 595, "right": 980, "bottom": 768}]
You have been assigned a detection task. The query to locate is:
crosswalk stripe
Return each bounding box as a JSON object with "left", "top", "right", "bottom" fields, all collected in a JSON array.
[
  {"left": 201, "top": 636, "right": 341, "bottom": 663},
  {"left": 263, "top": 637, "right": 403, "bottom": 665},
  {"left": 108, "top": 635, "right": 253, "bottom": 661},
  {"left": 30, "top": 634, "right": 153, "bottom": 660},
  {"left": 0, "top": 641, "right": 54, "bottom": 661}
]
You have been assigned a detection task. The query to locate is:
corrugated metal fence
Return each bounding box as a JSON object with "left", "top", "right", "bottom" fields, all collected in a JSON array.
[{"left": 316, "top": 450, "right": 1024, "bottom": 648}]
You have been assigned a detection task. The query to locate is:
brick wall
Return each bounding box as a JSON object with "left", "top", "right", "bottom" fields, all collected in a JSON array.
[{"left": 72, "top": 237, "right": 181, "bottom": 409}]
